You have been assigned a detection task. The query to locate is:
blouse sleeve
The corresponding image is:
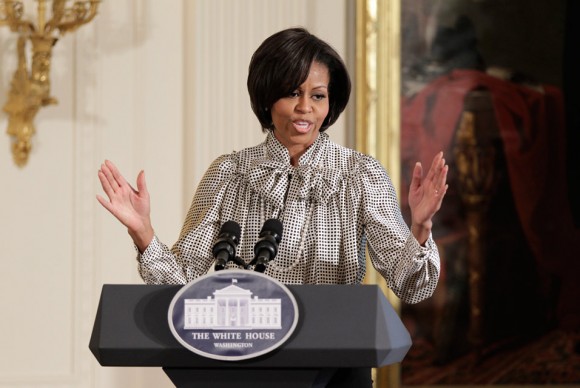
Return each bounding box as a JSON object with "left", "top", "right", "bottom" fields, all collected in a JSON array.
[
  {"left": 137, "top": 154, "right": 237, "bottom": 284},
  {"left": 357, "top": 155, "right": 440, "bottom": 304}
]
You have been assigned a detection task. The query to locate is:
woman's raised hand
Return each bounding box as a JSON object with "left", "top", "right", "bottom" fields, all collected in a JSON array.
[
  {"left": 96, "top": 160, "right": 154, "bottom": 252},
  {"left": 408, "top": 152, "right": 448, "bottom": 245}
]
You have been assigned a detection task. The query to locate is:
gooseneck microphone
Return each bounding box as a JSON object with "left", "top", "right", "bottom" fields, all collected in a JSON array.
[
  {"left": 213, "top": 221, "right": 241, "bottom": 271},
  {"left": 250, "top": 218, "right": 283, "bottom": 273}
]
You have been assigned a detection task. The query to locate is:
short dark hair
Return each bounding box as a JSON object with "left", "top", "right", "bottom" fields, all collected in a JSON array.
[{"left": 247, "top": 27, "right": 351, "bottom": 132}]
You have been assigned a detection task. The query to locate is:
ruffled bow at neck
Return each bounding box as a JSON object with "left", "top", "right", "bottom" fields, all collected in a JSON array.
[{"left": 247, "top": 160, "right": 342, "bottom": 208}]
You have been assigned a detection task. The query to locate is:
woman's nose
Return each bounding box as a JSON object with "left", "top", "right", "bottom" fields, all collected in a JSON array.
[{"left": 295, "top": 97, "right": 312, "bottom": 113}]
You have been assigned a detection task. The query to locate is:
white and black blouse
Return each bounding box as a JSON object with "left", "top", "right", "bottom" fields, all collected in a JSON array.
[{"left": 138, "top": 131, "right": 440, "bottom": 304}]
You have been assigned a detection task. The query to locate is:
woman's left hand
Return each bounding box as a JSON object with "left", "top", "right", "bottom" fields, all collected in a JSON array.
[{"left": 408, "top": 151, "right": 448, "bottom": 245}]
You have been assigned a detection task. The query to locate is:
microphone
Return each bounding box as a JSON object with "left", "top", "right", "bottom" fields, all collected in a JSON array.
[
  {"left": 213, "top": 221, "right": 241, "bottom": 271},
  {"left": 251, "top": 219, "right": 283, "bottom": 273}
]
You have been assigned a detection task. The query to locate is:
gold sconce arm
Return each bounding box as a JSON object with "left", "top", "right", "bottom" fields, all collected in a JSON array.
[
  {"left": 45, "top": 0, "right": 100, "bottom": 34},
  {"left": 0, "top": 1, "right": 35, "bottom": 33},
  {"left": 0, "top": 0, "right": 100, "bottom": 167}
]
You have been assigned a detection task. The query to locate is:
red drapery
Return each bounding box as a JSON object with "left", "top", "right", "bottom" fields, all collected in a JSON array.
[{"left": 401, "top": 69, "right": 580, "bottom": 327}]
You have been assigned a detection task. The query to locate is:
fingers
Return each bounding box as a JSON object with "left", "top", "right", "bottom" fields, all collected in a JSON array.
[
  {"left": 99, "top": 160, "right": 136, "bottom": 194},
  {"left": 96, "top": 193, "right": 114, "bottom": 214},
  {"left": 436, "top": 153, "right": 448, "bottom": 194},
  {"left": 409, "top": 152, "right": 449, "bottom": 226},
  {"left": 98, "top": 168, "right": 115, "bottom": 197},
  {"left": 97, "top": 160, "right": 148, "bottom": 202},
  {"left": 136, "top": 170, "right": 148, "bottom": 196},
  {"left": 437, "top": 166, "right": 449, "bottom": 196},
  {"left": 106, "top": 159, "right": 130, "bottom": 189},
  {"left": 99, "top": 160, "right": 120, "bottom": 194},
  {"left": 429, "top": 152, "right": 447, "bottom": 190},
  {"left": 424, "top": 151, "right": 442, "bottom": 182},
  {"left": 410, "top": 161, "right": 423, "bottom": 191}
]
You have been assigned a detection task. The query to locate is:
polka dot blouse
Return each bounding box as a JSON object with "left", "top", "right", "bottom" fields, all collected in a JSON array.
[{"left": 138, "top": 131, "right": 440, "bottom": 304}]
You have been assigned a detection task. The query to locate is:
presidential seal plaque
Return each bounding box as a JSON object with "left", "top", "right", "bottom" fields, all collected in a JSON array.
[{"left": 168, "top": 269, "right": 299, "bottom": 361}]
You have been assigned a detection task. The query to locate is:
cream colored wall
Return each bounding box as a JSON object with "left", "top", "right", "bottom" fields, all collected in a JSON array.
[{"left": 0, "top": 1, "right": 351, "bottom": 387}]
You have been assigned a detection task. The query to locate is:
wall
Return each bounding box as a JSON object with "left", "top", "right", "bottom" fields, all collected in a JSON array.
[{"left": 0, "top": 1, "right": 351, "bottom": 387}]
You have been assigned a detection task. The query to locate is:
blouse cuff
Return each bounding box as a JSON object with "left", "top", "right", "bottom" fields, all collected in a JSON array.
[
  {"left": 136, "top": 235, "right": 160, "bottom": 263},
  {"left": 410, "top": 232, "right": 435, "bottom": 259}
]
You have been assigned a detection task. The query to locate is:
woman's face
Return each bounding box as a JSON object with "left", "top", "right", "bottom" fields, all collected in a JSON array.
[{"left": 271, "top": 61, "right": 330, "bottom": 158}]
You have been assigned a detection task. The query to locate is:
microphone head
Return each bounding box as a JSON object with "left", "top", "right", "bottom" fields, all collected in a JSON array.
[
  {"left": 220, "top": 220, "right": 241, "bottom": 245},
  {"left": 260, "top": 218, "right": 283, "bottom": 243},
  {"left": 213, "top": 221, "right": 241, "bottom": 272}
]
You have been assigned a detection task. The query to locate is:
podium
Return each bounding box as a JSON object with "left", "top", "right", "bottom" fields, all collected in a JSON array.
[{"left": 89, "top": 284, "right": 411, "bottom": 388}]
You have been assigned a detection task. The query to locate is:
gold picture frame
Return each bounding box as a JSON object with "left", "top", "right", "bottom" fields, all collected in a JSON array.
[{"left": 356, "top": 1, "right": 401, "bottom": 387}]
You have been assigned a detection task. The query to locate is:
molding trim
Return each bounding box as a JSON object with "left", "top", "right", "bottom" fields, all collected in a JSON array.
[{"left": 356, "top": 1, "right": 402, "bottom": 387}]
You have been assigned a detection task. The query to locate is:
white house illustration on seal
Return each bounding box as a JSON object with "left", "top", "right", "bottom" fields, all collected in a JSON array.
[{"left": 184, "top": 279, "right": 282, "bottom": 330}]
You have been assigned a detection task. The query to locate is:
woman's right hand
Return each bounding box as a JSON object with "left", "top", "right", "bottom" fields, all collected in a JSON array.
[{"left": 97, "top": 160, "right": 154, "bottom": 252}]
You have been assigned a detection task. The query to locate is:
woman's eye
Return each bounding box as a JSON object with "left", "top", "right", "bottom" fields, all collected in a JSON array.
[
  {"left": 289, "top": 91, "right": 300, "bottom": 98},
  {"left": 313, "top": 94, "right": 327, "bottom": 101}
]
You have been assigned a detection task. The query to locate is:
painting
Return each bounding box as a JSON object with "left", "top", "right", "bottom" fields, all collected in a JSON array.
[
  {"left": 356, "top": 0, "right": 580, "bottom": 387},
  {"left": 398, "top": 0, "right": 580, "bottom": 386}
]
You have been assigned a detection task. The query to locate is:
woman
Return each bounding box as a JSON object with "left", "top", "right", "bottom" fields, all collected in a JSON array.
[{"left": 97, "top": 27, "right": 447, "bottom": 301}]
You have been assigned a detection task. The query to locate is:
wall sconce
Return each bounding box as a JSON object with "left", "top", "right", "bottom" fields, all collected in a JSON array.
[{"left": 0, "top": 0, "right": 100, "bottom": 167}]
